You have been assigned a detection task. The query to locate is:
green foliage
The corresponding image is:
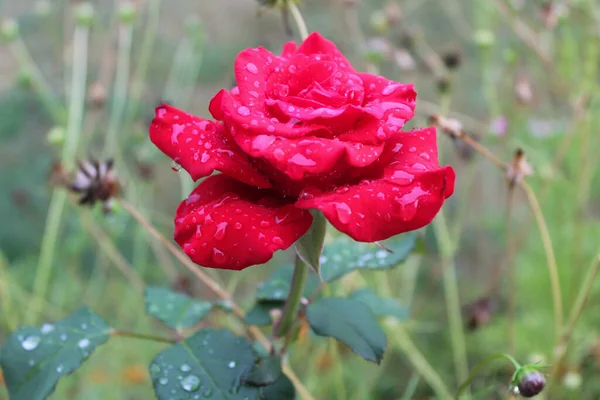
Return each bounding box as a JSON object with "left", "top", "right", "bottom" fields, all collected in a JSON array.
[
  {"left": 349, "top": 288, "right": 409, "bottom": 320},
  {"left": 242, "top": 355, "right": 283, "bottom": 386},
  {"left": 149, "top": 329, "right": 294, "bottom": 399},
  {"left": 145, "top": 286, "right": 213, "bottom": 332},
  {"left": 306, "top": 297, "right": 387, "bottom": 364},
  {"left": 320, "top": 233, "right": 417, "bottom": 282},
  {"left": 244, "top": 302, "right": 280, "bottom": 326},
  {"left": 0, "top": 308, "right": 110, "bottom": 400},
  {"left": 294, "top": 211, "right": 327, "bottom": 275},
  {"left": 256, "top": 264, "right": 320, "bottom": 302}
]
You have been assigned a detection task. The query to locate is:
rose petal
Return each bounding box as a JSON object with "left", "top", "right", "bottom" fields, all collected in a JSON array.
[
  {"left": 296, "top": 32, "right": 355, "bottom": 73},
  {"left": 234, "top": 47, "right": 282, "bottom": 111},
  {"left": 233, "top": 132, "right": 386, "bottom": 181},
  {"left": 150, "top": 104, "right": 271, "bottom": 188},
  {"left": 175, "top": 175, "right": 313, "bottom": 270},
  {"left": 295, "top": 127, "right": 455, "bottom": 242}
]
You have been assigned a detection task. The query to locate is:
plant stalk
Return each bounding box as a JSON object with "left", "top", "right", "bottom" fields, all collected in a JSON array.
[{"left": 274, "top": 256, "right": 308, "bottom": 337}]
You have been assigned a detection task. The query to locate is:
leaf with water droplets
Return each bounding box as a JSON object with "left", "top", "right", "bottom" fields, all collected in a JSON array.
[
  {"left": 294, "top": 210, "right": 327, "bottom": 275},
  {"left": 0, "top": 307, "right": 110, "bottom": 400},
  {"left": 242, "top": 355, "right": 282, "bottom": 387},
  {"left": 149, "top": 329, "right": 267, "bottom": 399},
  {"left": 306, "top": 297, "right": 387, "bottom": 364},
  {"left": 260, "top": 374, "right": 296, "bottom": 400},
  {"left": 320, "top": 232, "right": 418, "bottom": 283},
  {"left": 256, "top": 264, "right": 320, "bottom": 302},
  {"left": 349, "top": 289, "right": 409, "bottom": 320},
  {"left": 244, "top": 301, "right": 282, "bottom": 326},
  {"left": 145, "top": 286, "right": 212, "bottom": 332}
]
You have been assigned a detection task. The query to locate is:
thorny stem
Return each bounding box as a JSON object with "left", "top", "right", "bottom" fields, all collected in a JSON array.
[
  {"left": 119, "top": 200, "right": 316, "bottom": 400},
  {"left": 455, "top": 353, "right": 521, "bottom": 399},
  {"left": 27, "top": 23, "right": 90, "bottom": 324},
  {"left": 111, "top": 329, "right": 177, "bottom": 344},
  {"left": 288, "top": 1, "right": 309, "bottom": 40},
  {"left": 274, "top": 256, "right": 308, "bottom": 337}
]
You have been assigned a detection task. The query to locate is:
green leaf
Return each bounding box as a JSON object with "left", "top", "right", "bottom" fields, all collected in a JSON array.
[
  {"left": 244, "top": 302, "right": 281, "bottom": 326},
  {"left": 321, "top": 232, "right": 417, "bottom": 282},
  {"left": 0, "top": 307, "right": 110, "bottom": 400},
  {"left": 256, "top": 264, "right": 320, "bottom": 302},
  {"left": 349, "top": 289, "right": 409, "bottom": 320},
  {"left": 242, "top": 355, "right": 282, "bottom": 387},
  {"left": 294, "top": 211, "right": 327, "bottom": 274},
  {"left": 149, "top": 329, "right": 262, "bottom": 399},
  {"left": 306, "top": 297, "right": 386, "bottom": 364},
  {"left": 260, "top": 374, "right": 296, "bottom": 400},
  {"left": 145, "top": 286, "right": 212, "bottom": 332}
]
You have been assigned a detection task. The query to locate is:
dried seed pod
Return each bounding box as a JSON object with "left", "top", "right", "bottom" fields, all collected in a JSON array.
[{"left": 68, "top": 158, "right": 120, "bottom": 213}]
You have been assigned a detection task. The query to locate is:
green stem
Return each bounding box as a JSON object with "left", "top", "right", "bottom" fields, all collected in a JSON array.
[
  {"left": 274, "top": 256, "right": 308, "bottom": 337},
  {"left": 9, "top": 38, "right": 66, "bottom": 124},
  {"left": 394, "top": 325, "right": 454, "bottom": 399},
  {"left": 27, "top": 23, "right": 90, "bottom": 324},
  {"left": 455, "top": 353, "right": 521, "bottom": 399},
  {"left": 104, "top": 23, "right": 133, "bottom": 156},
  {"left": 111, "top": 329, "right": 177, "bottom": 344},
  {"left": 289, "top": 2, "right": 309, "bottom": 40}
]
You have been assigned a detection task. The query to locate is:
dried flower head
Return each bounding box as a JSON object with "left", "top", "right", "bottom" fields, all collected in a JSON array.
[
  {"left": 506, "top": 148, "right": 534, "bottom": 187},
  {"left": 69, "top": 159, "right": 119, "bottom": 213}
]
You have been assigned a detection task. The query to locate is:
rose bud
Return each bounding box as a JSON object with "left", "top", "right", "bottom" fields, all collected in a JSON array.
[{"left": 517, "top": 370, "right": 546, "bottom": 398}]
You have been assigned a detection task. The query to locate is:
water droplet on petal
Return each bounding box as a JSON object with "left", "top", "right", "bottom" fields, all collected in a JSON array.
[
  {"left": 237, "top": 106, "right": 251, "bottom": 116},
  {"left": 289, "top": 154, "right": 316, "bottom": 166},
  {"left": 409, "top": 146, "right": 417, "bottom": 152},
  {"left": 246, "top": 63, "right": 258, "bottom": 74},
  {"left": 201, "top": 153, "right": 211, "bottom": 163},
  {"left": 212, "top": 248, "right": 227, "bottom": 264},
  {"left": 181, "top": 374, "right": 201, "bottom": 392},
  {"left": 334, "top": 202, "right": 352, "bottom": 224},
  {"left": 267, "top": 125, "right": 276, "bottom": 133},
  {"left": 214, "top": 222, "right": 228, "bottom": 240},
  {"left": 234, "top": 222, "right": 242, "bottom": 230},
  {"left": 171, "top": 160, "right": 182, "bottom": 172},
  {"left": 288, "top": 65, "right": 297, "bottom": 73},
  {"left": 272, "top": 236, "right": 284, "bottom": 246},
  {"left": 22, "top": 336, "right": 41, "bottom": 351},
  {"left": 260, "top": 220, "right": 271, "bottom": 228},
  {"left": 391, "top": 170, "right": 414, "bottom": 185}
]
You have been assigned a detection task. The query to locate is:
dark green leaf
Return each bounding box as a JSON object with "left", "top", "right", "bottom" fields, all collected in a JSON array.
[
  {"left": 0, "top": 307, "right": 110, "bottom": 400},
  {"left": 145, "top": 286, "right": 212, "bottom": 332},
  {"left": 256, "top": 264, "right": 319, "bottom": 302},
  {"left": 149, "top": 329, "right": 260, "bottom": 399},
  {"left": 320, "top": 233, "right": 417, "bottom": 282},
  {"left": 349, "top": 289, "right": 409, "bottom": 320},
  {"left": 260, "top": 374, "right": 296, "bottom": 400},
  {"left": 243, "top": 355, "right": 282, "bottom": 387},
  {"left": 244, "top": 302, "right": 282, "bottom": 326},
  {"left": 294, "top": 211, "right": 327, "bottom": 274},
  {"left": 306, "top": 297, "right": 386, "bottom": 364}
]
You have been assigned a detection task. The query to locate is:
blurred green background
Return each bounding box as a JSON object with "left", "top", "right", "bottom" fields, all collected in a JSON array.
[{"left": 1, "top": 0, "right": 599, "bottom": 399}]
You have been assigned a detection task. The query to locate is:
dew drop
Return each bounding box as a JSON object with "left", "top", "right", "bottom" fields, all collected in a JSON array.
[
  {"left": 180, "top": 363, "right": 191, "bottom": 372},
  {"left": 60, "top": 333, "right": 68, "bottom": 342},
  {"left": 288, "top": 65, "right": 297, "bottom": 73},
  {"left": 56, "top": 364, "right": 64, "bottom": 373},
  {"left": 289, "top": 154, "right": 316, "bottom": 166},
  {"left": 201, "top": 153, "right": 211, "bottom": 163},
  {"left": 203, "top": 389, "right": 213, "bottom": 398},
  {"left": 150, "top": 363, "right": 161, "bottom": 377},
  {"left": 78, "top": 338, "right": 90, "bottom": 349},
  {"left": 260, "top": 220, "right": 271, "bottom": 228},
  {"left": 181, "top": 374, "right": 201, "bottom": 392},
  {"left": 333, "top": 202, "right": 352, "bottom": 224},
  {"left": 171, "top": 160, "right": 182, "bottom": 172},
  {"left": 214, "top": 222, "right": 228, "bottom": 240},
  {"left": 159, "top": 377, "right": 169, "bottom": 385},
  {"left": 228, "top": 361, "right": 237, "bottom": 368},
  {"left": 28, "top": 359, "right": 35, "bottom": 366},
  {"left": 22, "top": 336, "right": 41, "bottom": 351},
  {"left": 212, "top": 248, "right": 227, "bottom": 264},
  {"left": 237, "top": 106, "right": 251, "bottom": 116},
  {"left": 409, "top": 146, "right": 417, "bottom": 152},
  {"left": 272, "top": 236, "right": 284, "bottom": 246},
  {"left": 234, "top": 222, "right": 242, "bottom": 230},
  {"left": 245, "top": 63, "right": 258, "bottom": 74},
  {"left": 40, "top": 324, "right": 54, "bottom": 334}
]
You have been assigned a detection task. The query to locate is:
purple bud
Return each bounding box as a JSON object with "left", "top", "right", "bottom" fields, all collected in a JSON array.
[{"left": 518, "top": 371, "right": 546, "bottom": 398}]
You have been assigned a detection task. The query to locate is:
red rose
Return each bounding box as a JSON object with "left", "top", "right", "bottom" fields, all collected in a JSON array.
[{"left": 150, "top": 32, "right": 455, "bottom": 270}]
